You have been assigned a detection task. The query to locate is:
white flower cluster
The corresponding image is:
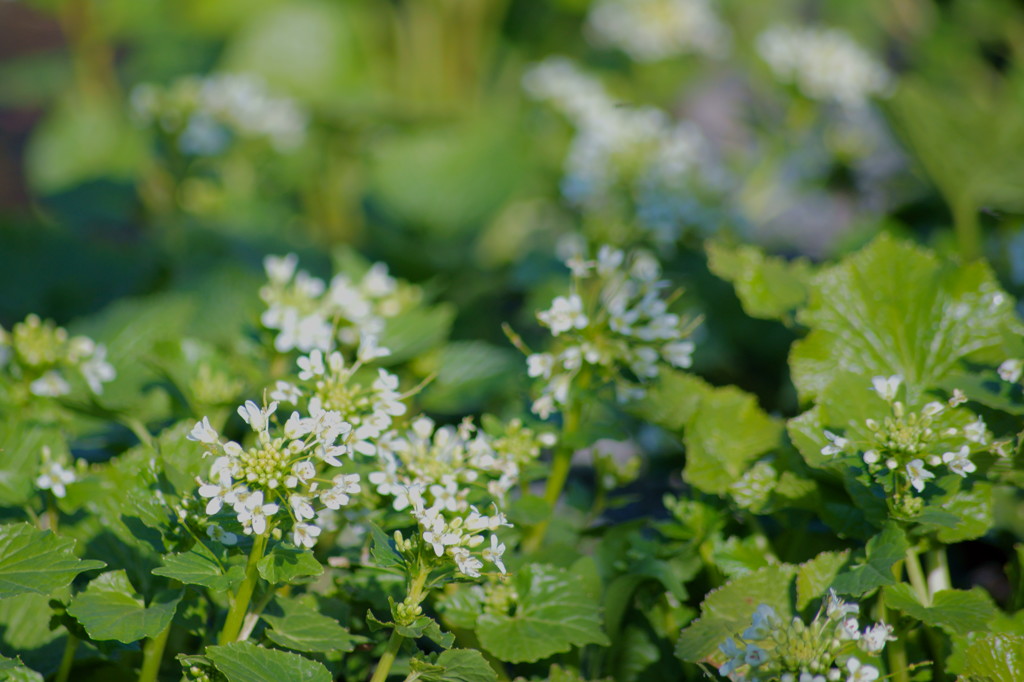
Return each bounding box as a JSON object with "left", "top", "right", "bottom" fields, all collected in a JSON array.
[
  {"left": 586, "top": 0, "right": 731, "bottom": 61},
  {"left": 718, "top": 591, "right": 894, "bottom": 682},
  {"left": 523, "top": 58, "right": 725, "bottom": 241},
  {"left": 819, "top": 377, "right": 995, "bottom": 509},
  {"left": 526, "top": 245, "right": 697, "bottom": 418},
  {"left": 371, "top": 417, "right": 547, "bottom": 578},
  {"left": 998, "top": 358, "right": 1023, "bottom": 384},
  {"left": 36, "top": 446, "right": 77, "bottom": 499},
  {"left": 188, "top": 397, "right": 362, "bottom": 549},
  {"left": 259, "top": 253, "right": 417, "bottom": 354},
  {"left": 757, "top": 26, "right": 893, "bottom": 108},
  {"left": 0, "top": 314, "right": 115, "bottom": 398},
  {"left": 269, "top": 342, "right": 407, "bottom": 457},
  {"left": 131, "top": 73, "right": 307, "bottom": 155}
]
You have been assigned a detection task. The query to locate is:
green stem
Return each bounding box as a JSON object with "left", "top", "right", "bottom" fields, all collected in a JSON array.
[
  {"left": 522, "top": 402, "right": 582, "bottom": 553},
  {"left": 370, "top": 568, "right": 430, "bottom": 682},
  {"left": 925, "top": 546, "right": 951, "bottom": 595},
  {"left": 55, "top": 634, "right": 78, "bottom": 682},
  {"left": 138, "top": 622, "right": 172, "bottom": 682},
  {"left": 905, "top": 547, "right": 930, "bottom": 605},
  {"left": 218, "top": 533, "right": 268, "bottom": 644},
  {"left": 952, "top": 195, "right": 981, "bottom": 262}
]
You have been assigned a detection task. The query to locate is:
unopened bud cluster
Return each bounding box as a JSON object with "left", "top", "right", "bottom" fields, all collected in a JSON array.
[
  {"left": 525, "top": 245, "right": 698, "bottom": 418},
  {"left": 0, "top": 314, "right": 115, "bottom": 400},
  {"left": 718, "top": 591, "right": 893, "bottom": 682}
]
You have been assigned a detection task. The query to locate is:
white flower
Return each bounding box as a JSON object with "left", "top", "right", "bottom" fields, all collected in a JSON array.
[
  {"left": 237, "top": 400, "right": 277, "bottom": 434},
  {"left": 963, "top": 417, "right": 987, "bottom": 445},
  {"left": 30, "top": 371, "right": 71, "bottom": 397},
  {"left": 871, "top": 375, "right": 902, "bottom": 403},
  {"left": 237, "top": 491, "right": 279, "bottom": 535},
  {"left": 662, "top": 340, "right": 695, "bottom": 368},
  {"left": 532, "top": 395, "right": 557, "bottom": 419},
  {"left": 921, "top": 401, "right": 945, "bottom": 417},
  {"left": 942, "top": 446, "right": 976, "bottom": 477},
  {"left": 270, "top": 381, "right": 302, "bottom": 404},
  {"left": 527, "top": 353, "right": 555, "bottom": 379},
  {"left": 482, "top": 534, "right": 506, "bottom": 573},
  {"left": 188, "top": 417, "right": 219, "bottom": 444},
  {"left": 862, "top": 449, "right": 880, "bottom": 465},
  {"left": 450, "top": 547, "right": 483, "bottom": 578},
  {"left": 905, "top": 459, "right": 935, "bottom": 492},
  {"left": 743, "top": 604, "right": 779, "bottom": 640},
  {"left": 80, "top": 345, "right": 116, "bottom": 393},
  {"left": 422, "top": 517, "right": 460, "bottom": 556},
  {"left": 825, "top": 589, "right": 859, "bottom": 619},
  {"left": 839, "top": 616, "right": 861, "bottom": 640},
  {"left": 743, "top": 644, "right": 768, "bottom": 667},
  {"left": 198, "top": 469, "right": 236, "bottom": 515},
  {"left": 293, "top": 523, "right": 321, "bottom": 549},
  {"left": 321, "top": 474, "right": 360, "bottom": 509},
  {"left": 859, "top": 622, "right": 895, "bottom": 654},
  {"left": 537, "top": 294, "right": 589, "bottom": 335},
  {"left": 821, "top": 430, "right": 850, "bottom": 456},
  {"left": 289, "top": 494, "right": 316, "bottom": 521},
  {"left": 297, "top": 350, "right": 325, "bottom": 380},
  {"left": 845, "top": 657, "right": 879, "bottom": 682},
  {"left": 587, "top": 0, "right": 731, "bottom": 61},
  {"left": 36, "top": 461, "right": 76, "bottom": 498},
  {"left": 264, "top": 253, "right": 298, "bottom": 284},
  {"left": 998, "top": 359, "right": 1023, "bottom": 383},
  {"left": 357, "top": 334, "right": 391, "bottom": 363}
]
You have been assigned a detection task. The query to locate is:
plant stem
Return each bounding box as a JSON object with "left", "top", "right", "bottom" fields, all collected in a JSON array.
[
  {"left": 55, "top": 634, "right": 78, "bottom": 682},
  {"left": 522, "top": 402, "right": 582, "bottom": 553},
  {"left": 370, "top": 568, "right": 430, "bottom": 682},
  {"left": 952, "top": 195, "right": 981, "bottom": 262},
  {"left": 218, "top": 533, "right": 268, "bottom": 644},
  {"left": 926, "top": 546, "right": 951, "bottom": 595},
  {"left": 905, "top": 547, "right": 930, "bottom": 605},
  {"left": 138, "top": 622, "right": 172, "bottom": 682}
]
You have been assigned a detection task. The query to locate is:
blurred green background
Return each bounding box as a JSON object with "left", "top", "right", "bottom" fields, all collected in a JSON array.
[{"left": 3, "top": 0, "right": 1024, "bottom": 416}]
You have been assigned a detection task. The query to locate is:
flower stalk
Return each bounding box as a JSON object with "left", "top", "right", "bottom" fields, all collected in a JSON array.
[{"left": 218, "top": 532, "right": 269, "bottom": 644}]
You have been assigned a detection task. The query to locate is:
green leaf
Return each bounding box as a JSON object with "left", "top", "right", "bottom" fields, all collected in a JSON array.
[
  {"left": 675, "top": 564, "right": 796, "bottom": 663},
  {"left": 369, "top": 523, "right": 403, "bottom": 569},
  {"left": 152, "top": 547, "right": 245, "bottom": 592},
  {"left": 206, "top": 642, "right": 332, "bottom": 682},
  {"left": 379, "top": 303, "right": 456, "bottom": 364},
  {"left": 0, "top": 653, "right": 43, "bottom": 682},
  {"left": 791, "top": 234, "right": 1017, "bottom": 404},
  {"left": 706, "top": 241, "right": 812, "bottom": 321},
  {"left": 960, "top": 633, "right": 1024, "bottom": 682},
  {"left": 420, "top": 341, "right": 520, "bottom": 414},
  {"left": 796, "top": 551, "right": 851, "bottom": 610},
  {"left": 67, "top": 570, "right": 182, "bottom": 643},
  {"left": 637, "top": 371, "right": 781, "bottom": 495},
  {"left": 0, "top": 420, "right": 63, "bottom": 507},
  {"left": 883, "top": 584, "right": 999, "bottom": 635},
  {"left": 414, "top": 649, "right": 497, "bottom": 682},
  {"left": 256, "top": 544, "right": 323, "bottom": 585},
  {"left": 476, "top": 559, "right": 610, "bottom": 663},
  {"left": 831, "top": 524, "right": 907, "bottom": 597},
  {"left": 262, "top": 597, "right": 355, "bottom": 653},
  {"left": 0, "top": 523, "right": 105, "bottom": 599},
  {"left": 931, "top": 482, "right": 994, "bottom": 543}
]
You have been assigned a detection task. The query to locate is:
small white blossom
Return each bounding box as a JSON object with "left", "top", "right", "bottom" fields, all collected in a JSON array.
[
  {"left": 859, "top": 622, "right": 896, "bottom": 654},
  {"left": 482, "top": 534, "right": 506, "bottom": 573},
  {"left": 743, "top": 604, "right": 779, "bottom": 640},
  {"left": 821, "top": 430, "right": 850, "bottom": 456},
  {"left": 845, "top": 658, "right": 879, "bottom": 682},
  {"left": 942, "top": 446, "right": 976, "bottom": 477},
  {"left": 30, "top": 371, "right": 71, "bottom": 397},
  {"left": 292, "top": 523, "right": 321, "bottom": 549},
  {"left": 537, "top": 295, "right": 589, "bottom": 335},
  {"left": 905, "top": 458, "right": 934, "bottom": 492},
  {"left": 871, "top": 375, "right": 902, "bottom": 403},
  {"left": 36, "top": 461, "right": 76, "bottom": 498},
  {"left": 527, "top": 353, "right": 555, "bottom": 379},
  {"left": 998, "top": 359, "right": 1023, "bottom": 383},
  {"left": 188, "top": 417, "right": 219, "bottom": 444},
  {"left": 963, "top": 417, "right": 987, "bottom": 445}
]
